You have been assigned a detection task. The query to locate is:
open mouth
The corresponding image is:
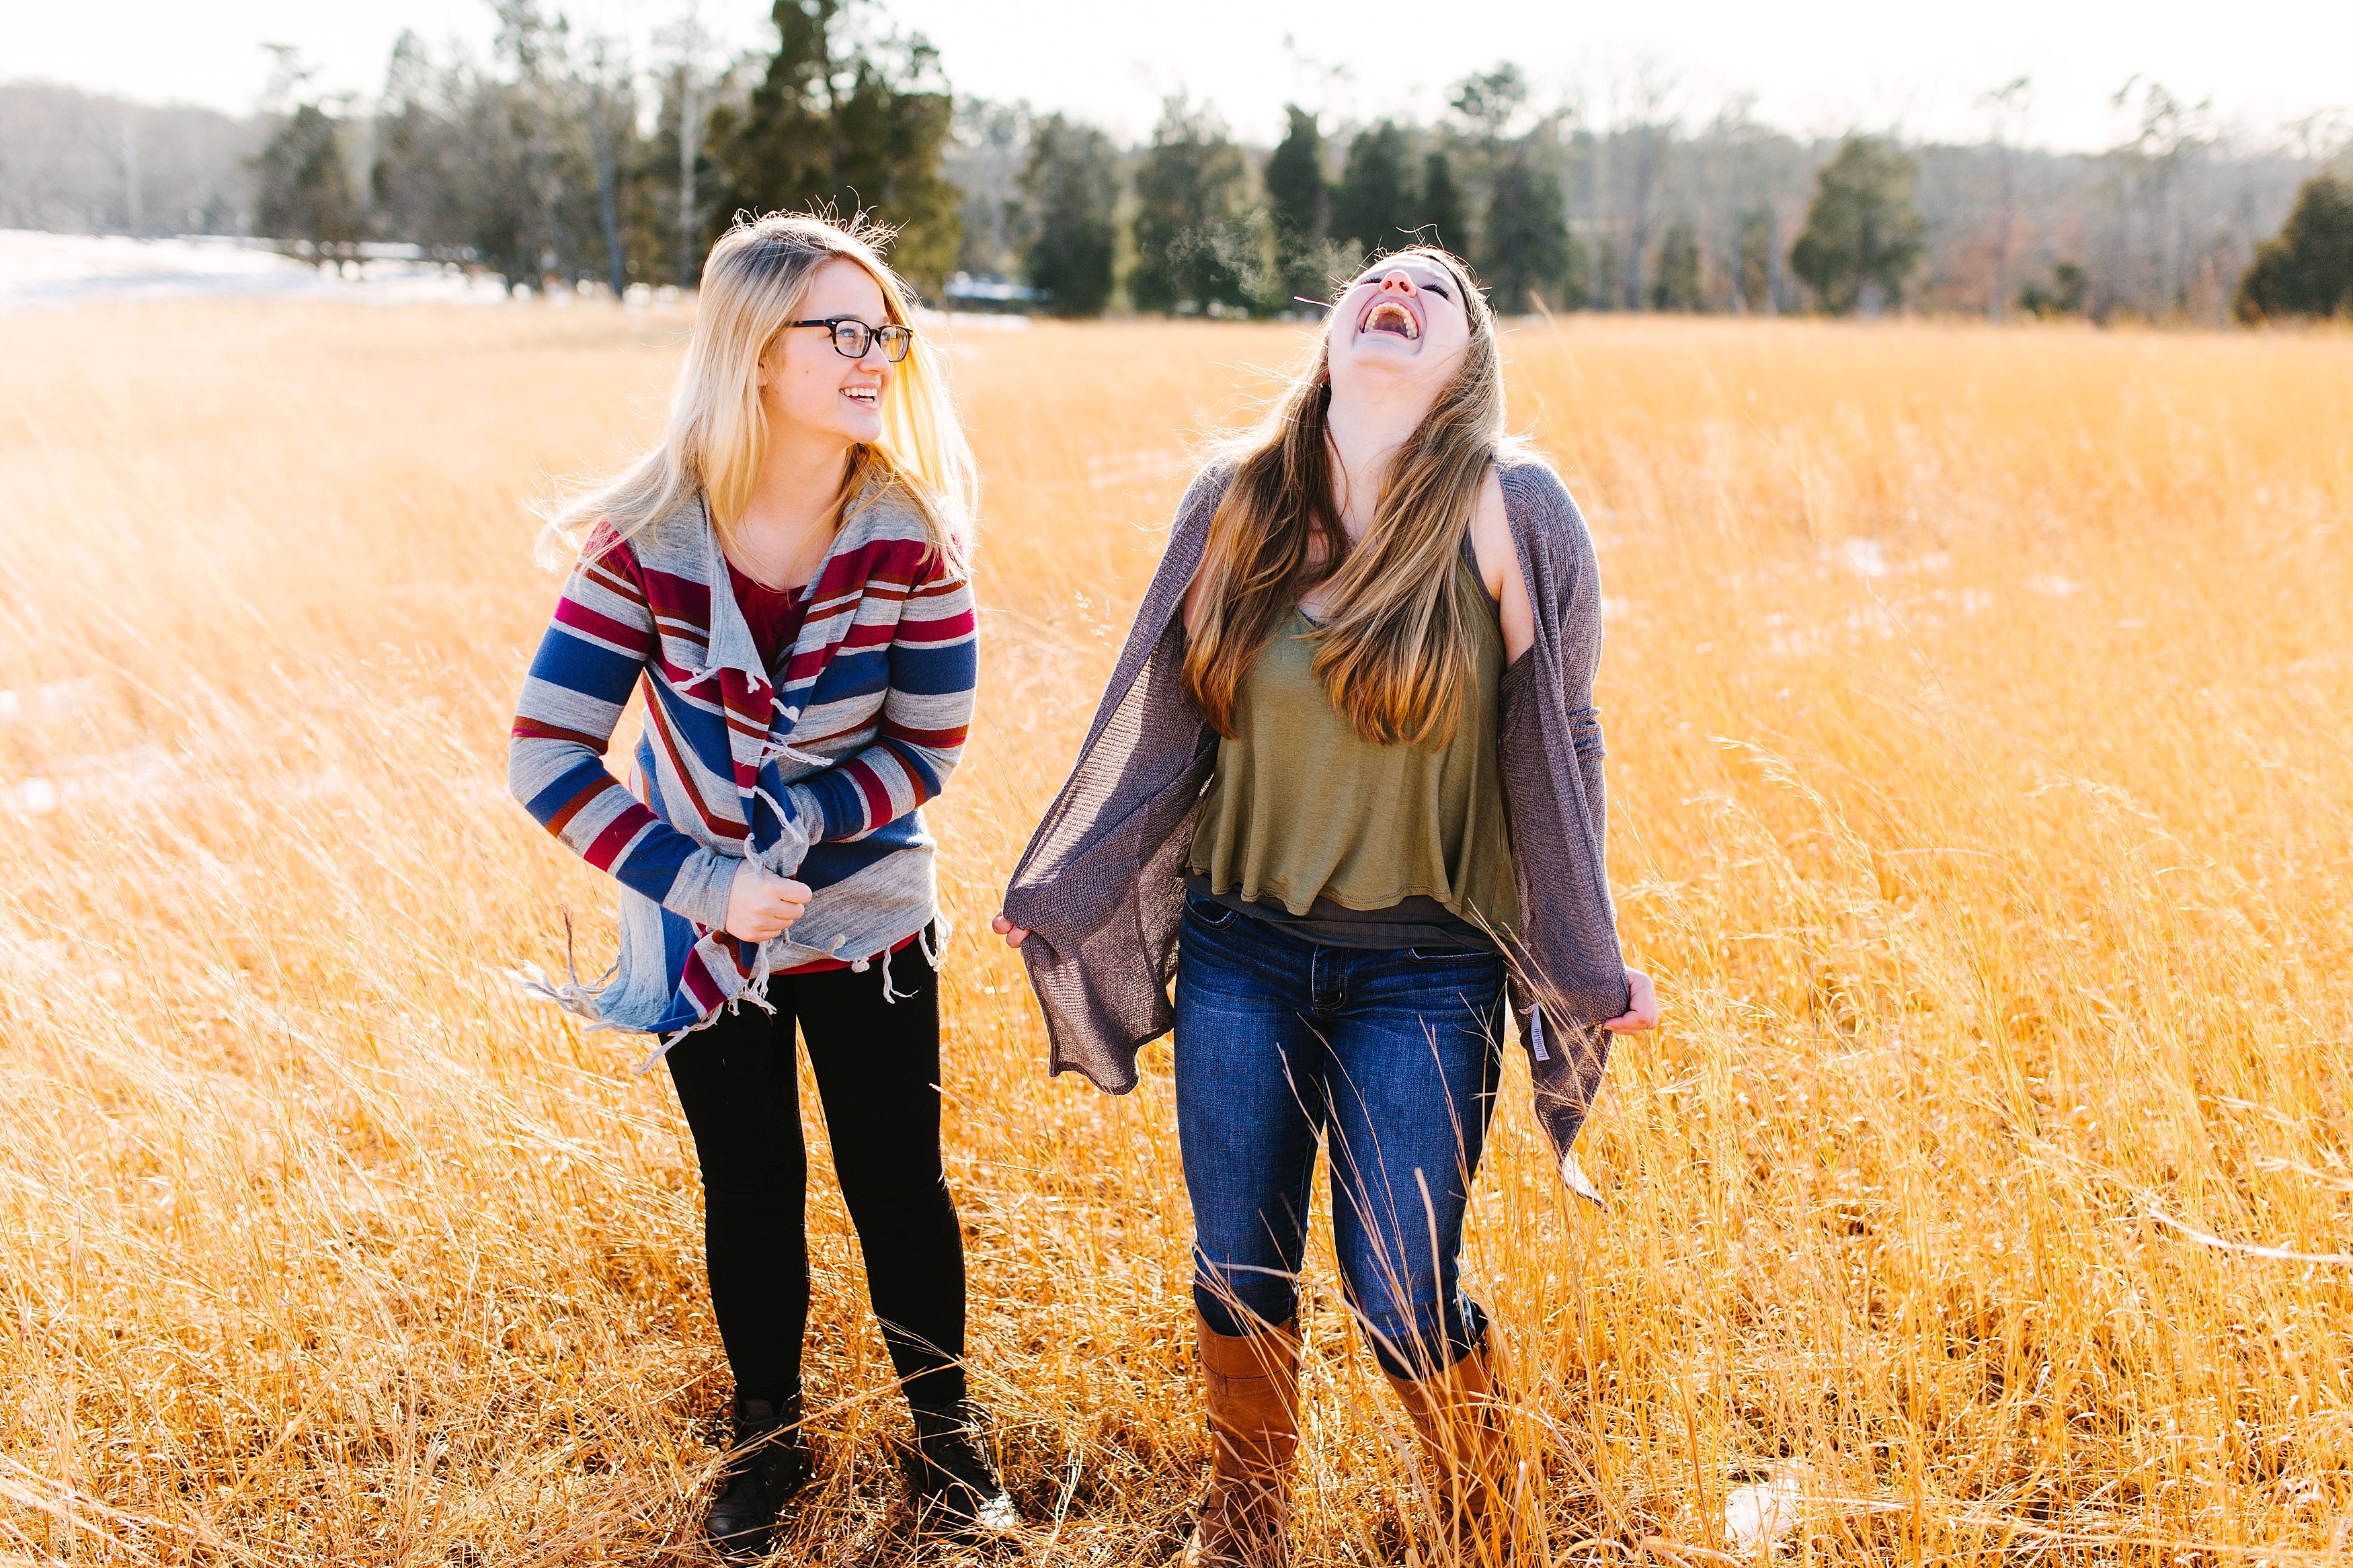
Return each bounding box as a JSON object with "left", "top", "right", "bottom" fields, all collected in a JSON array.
[
  {"left": 842, "top": 384, "right": 881, "bottom": 407},
  {"left": 1360, "top": 299, "right": 1421, "bottom": 341}
]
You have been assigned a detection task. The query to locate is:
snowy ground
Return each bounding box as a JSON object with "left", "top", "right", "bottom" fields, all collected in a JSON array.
[{"left": 0, "top": 231, "right": 511, "bottom": 312}]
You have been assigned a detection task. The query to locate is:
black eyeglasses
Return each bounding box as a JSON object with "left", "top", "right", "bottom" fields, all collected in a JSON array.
[{"left": 787, "top": 317, "right": 915, "bottom": 362}]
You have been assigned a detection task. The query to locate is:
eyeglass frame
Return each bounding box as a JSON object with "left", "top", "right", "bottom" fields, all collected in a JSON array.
[{"left": 785, "top": 317, "right": 916, "bottom": 362}]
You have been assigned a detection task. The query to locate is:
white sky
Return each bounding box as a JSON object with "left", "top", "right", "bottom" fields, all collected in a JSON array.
[{"left": 8, "top": 0, "right": 2350, "bottom": 153}]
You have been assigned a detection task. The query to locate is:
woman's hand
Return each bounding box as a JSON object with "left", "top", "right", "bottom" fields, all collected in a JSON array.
[
  {"left": 1601, "top": 968, "right": 1659, "bottom": 1033},
  {"left": 988, "top": 912, "right": 1028, "bottom": 949},
  {"left": 724, "top": 862, "right": 811, "bottom": 942}
]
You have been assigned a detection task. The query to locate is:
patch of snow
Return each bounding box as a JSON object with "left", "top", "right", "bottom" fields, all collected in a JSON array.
[{"left": 0, "top": 230, "right": 510, "bottom": 313}]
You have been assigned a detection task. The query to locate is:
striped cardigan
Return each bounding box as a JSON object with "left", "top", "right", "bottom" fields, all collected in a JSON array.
[{"left": 507, "top": 484, "right": 976, "bottom": 1059}]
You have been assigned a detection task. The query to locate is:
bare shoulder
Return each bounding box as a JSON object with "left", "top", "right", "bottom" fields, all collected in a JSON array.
[
  {"left": 1471, "top": 464, "right": 1536, "bottom": 663},
  {"left": 1468, "top": 466, "right": 1513, "bottom": 595}
]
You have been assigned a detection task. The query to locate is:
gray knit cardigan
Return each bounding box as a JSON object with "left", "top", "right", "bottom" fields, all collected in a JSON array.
[{"left": 1002, "top": 454, "right": 1630, "bottom": 1196}]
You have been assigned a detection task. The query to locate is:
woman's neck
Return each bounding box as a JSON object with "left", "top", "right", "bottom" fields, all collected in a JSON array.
[
  {"left": 731, "top": 423, "right": 855, "bottom": 585},
  {"left": 1324, "top": 381, "right": 1432, "bottom": 538}
]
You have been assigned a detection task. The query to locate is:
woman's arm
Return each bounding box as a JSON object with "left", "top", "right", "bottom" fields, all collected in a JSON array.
[
  {"left": 781, "top": 564, "right": 978, "bottom": 842},
  {"left": 507, "top": 539, "right": 762, "bottom": 933}
]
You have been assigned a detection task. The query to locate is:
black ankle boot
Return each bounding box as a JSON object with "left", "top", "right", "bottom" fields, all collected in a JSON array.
[
  {"left": 902, "top": 1400, "right": 1022, "bottom": 1538},
  {"left": 705, "top": 1395, "right": 815, "bottom": 1560}
]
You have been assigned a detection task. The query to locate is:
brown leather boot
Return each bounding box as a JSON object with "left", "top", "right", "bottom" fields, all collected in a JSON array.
[
  {"left": 1385, "top": 1339, "right": 1515, "bottom": 1565},
  {"left": 1183, "top": 1313, "right": 1302, "bottom": 1568}
]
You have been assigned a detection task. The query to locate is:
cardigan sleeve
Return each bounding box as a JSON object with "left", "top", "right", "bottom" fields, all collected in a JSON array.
[
  {"left": 783, "top": 561, "right": 978, "bottom": 842},
  {"left": 506, "top": 535, "right": 739, "bottom": 931}
]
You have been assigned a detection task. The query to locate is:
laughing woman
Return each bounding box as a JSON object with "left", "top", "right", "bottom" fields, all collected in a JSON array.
[
  {"left": 507, "top": 213, "right": 1017, "bottom": 1557},
  {"left": 995, "top": 248, "right": 1659, "bottom": 1565}
]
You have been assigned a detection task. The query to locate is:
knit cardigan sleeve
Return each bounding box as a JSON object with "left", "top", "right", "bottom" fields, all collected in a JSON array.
[
  {"left": 782, "top": 560, "right": 978, "bottom": 842},
  {"left": 506, "top": 537, "right": 739, "bottom": 930}
]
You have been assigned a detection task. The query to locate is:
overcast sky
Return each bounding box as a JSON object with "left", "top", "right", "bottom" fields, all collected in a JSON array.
[{"left": 10, "top": 0, "right": 2351, "bottom": 153}]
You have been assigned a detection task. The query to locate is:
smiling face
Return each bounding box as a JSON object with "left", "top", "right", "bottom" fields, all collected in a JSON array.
[
  {"left": 1325, "top": 254, "right": 1476, "bottom": 409},
  {"left": 758, "top": 257, "right": 895, "bottom": 450}
]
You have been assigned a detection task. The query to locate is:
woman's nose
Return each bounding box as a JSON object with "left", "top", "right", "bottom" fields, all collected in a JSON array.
[{"left": 1378, "top": 271, "right": 1418, "bottom": 294}]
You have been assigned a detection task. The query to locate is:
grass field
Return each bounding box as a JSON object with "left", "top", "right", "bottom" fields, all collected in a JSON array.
[{"left": 3, "top": 300, "right": 2350, "bottom": 1567}]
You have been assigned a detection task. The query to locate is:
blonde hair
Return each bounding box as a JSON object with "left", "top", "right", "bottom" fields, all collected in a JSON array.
[
  {"left": 542, "top": 211, "right": 975, "bottom": 567},
  {"left": 1183, "top": 245, "right": 1507, "bottom": 749}
]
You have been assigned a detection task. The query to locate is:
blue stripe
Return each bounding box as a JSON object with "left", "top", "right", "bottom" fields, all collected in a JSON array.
[
  {"left": 888, "top": 638, "right": 978, "bottom": 698},
  {"left": 529, "top": 624, "right": 641, "bottom": 702},
  {"left": 524, "top": 756, "right": 619, "bottom": 827}
]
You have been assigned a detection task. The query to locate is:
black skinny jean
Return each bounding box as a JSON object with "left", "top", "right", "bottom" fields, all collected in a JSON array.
[{"left": 664, "top": 932, "right": 966, "bottom": 1415}]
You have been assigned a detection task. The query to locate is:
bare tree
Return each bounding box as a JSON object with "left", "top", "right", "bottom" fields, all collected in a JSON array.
[
  {"left": 1611, "top": 60, "right": 1679, "bottom": 310},
  {"left": 581, "top": 33, "right": 634, "bottom": 298},
  {"left": 655, "top": 8, "right": 719, "bottom": 288},
  {"left": 1979, "top": 75, "right": 2032, "bottom": 320}
]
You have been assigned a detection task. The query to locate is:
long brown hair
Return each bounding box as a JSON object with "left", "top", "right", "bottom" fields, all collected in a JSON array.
[{"left": 1183, "top": 245, "right": 1507, "bottom": 748}]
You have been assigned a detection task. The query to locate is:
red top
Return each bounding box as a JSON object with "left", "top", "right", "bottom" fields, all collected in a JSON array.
[
  {"left": 727, "top": 554, "right": 920, "bottom": 977},
  {"left": 727, "top": 556, "right": 810, "bottom": 677}
]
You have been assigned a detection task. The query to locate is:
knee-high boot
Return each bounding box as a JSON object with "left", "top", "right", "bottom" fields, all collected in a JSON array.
[
  {"left": 1385, "top": 1339, "right": 1516, "bottom": 1565},
  {"left": 1183, "top": 1313, "right": 1303, "bottom": 1568}
]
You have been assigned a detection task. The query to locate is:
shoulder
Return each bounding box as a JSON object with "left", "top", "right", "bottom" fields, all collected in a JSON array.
[
  {"left": 1493, "top": 451, "right": 1583, "bottom": 533},
  {"left": 623, "top": 494, "right": 714, "bottom": 577},
  {"left": 1174, "top": 456, "right": 1242, "bottom": 531},
  {"left": 1493, "top": 451, "right": 1597, "bottom": 572}
]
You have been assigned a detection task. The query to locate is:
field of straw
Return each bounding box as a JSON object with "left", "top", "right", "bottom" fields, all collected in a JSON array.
[{"left": 3, "top": 298, "right": 2350, "bottom": 1567}]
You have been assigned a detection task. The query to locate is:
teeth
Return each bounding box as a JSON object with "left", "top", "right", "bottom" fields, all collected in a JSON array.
[{"left": 1365, "top": 302, "right": 1419, "bottom": 339}]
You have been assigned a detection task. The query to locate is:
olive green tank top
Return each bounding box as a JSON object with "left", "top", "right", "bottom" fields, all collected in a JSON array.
[{"left": 1186, "top": 554, "right": 1521, "bottom": 944}]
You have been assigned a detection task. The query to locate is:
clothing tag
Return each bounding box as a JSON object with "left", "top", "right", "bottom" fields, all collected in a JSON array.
[{"left": 1528, "top": 1006, "right": 1550, "bottom": 1062}]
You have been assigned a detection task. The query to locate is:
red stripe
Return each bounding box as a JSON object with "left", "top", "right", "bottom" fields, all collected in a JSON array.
[
  {"left": 584, "top": 803, "right": 657, "bottom": 870},
  {"left": 849, "top": 757, "right": 896, "bottom": 825},
  {"left": 512, "top": 717, "right": 609, "bottom": 749},
  {"left": 881, "top": 722, "right": 965, "bottom": 748},
  {"left": 545, "top": 777, "right": 614, "bottom": 837},
  {"left": 891, "top": 616, "right": 975, "bottom": 645},
  {"left": 553, "top": 597, "right": 647, "bottom": 651}
]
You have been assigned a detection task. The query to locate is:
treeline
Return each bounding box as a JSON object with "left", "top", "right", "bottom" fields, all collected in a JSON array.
[{"left": 5, "top": 0, "right": 2349, "bottom": 322}]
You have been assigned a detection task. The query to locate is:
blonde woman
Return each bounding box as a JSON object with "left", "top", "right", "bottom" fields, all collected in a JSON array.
[
  {"left": 508, "top": 213, "right": 1017, "bottom": 1556},
  {"left": 996, "top": 248, "right": 1659, "bottom": 1565}
]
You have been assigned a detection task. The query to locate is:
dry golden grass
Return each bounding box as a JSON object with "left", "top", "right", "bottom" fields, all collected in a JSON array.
[{"left": 3, "top": 300, "right": 2350, "bottom": 1567}]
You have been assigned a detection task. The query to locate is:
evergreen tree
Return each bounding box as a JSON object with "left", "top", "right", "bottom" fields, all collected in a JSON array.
[
  {"left": 1129, "top": 95, "right": 1254, "bottom": 313},
  {"left": 253, "top": 102, "right": 360, "bottom": 265},
  {"left": 709, "top": 0, "right": 962, "bottom": 294},
  {"left": 2018, "top": 259, "right": 2090, "bottom": 317},
  {"left": 1263, "top": 105, "right": 1326, "bottom": 248},
  {"left": 1477, "top": 146, "right": 1574, "bottom": 313},
  {"left": 1651, "top": 217, "right": 1702, "bottom": 311},
  {"left": 1420, "top": 149, "right": 1466, "bottom": 255},
  {"left": 1331, "top": 120, "right": 1419, "bottom": 261},
  {"left": 1788, "top": 136, "right": 1926, "bottom": 315},
  {"left": 1263, "top": 105, "right": 1334, "bottom": 306},
  {"left": 2234, "top": 173, "right": 2353, "bottom": 321},
  {"left": 1016, "top": 113, "right": 1119, "bottom": 317}
]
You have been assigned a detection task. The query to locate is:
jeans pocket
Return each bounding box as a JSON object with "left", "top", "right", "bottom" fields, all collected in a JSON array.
[{"left": 1185, "top": 893, "right": 1240, "bottom": 930}]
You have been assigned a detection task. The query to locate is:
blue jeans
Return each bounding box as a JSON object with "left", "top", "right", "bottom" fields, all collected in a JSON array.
[{"left": 1174, "top": 893, "right": 1507, "bottom": 1380}]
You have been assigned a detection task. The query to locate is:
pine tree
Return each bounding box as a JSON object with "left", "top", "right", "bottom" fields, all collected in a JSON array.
[
  {"left": 1788, "top": 136, "right": 1926, "bottom": 316},
  {"left": 1477, "top": 147, "right": 1573, "bottom": 313},
  {"left": 709, "top": 0, "right": 962, "bottom": 294},
  {"left": 1129, "top": 96, "right": 1254, "bottom": 313},
  {"left": 1016, "top": 113, "right": 1119, "bottom": 317},
  {"left": 2234, "top": 173, "right": 2353, "bottom": 322},
  {"left": 1331, "top": 120, "right": 1418, "bottom": 261},
  {"left": 1419, "top": 149, "right": 1466, "bottom": 255},
  {"left": 253, "top": 103, "right": 360, "bottom": 265},
  {"left": 1263, "top": 105, "right": 1354, "bottom": 309}
]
